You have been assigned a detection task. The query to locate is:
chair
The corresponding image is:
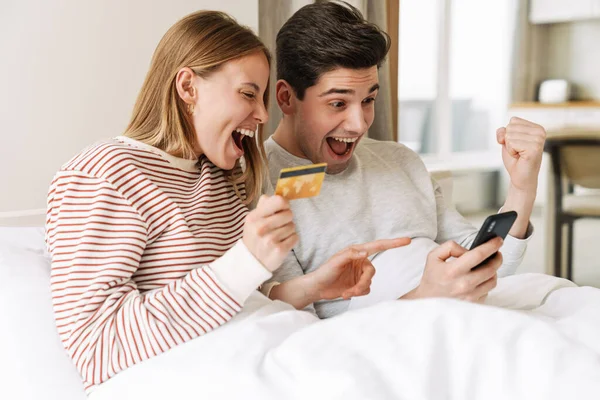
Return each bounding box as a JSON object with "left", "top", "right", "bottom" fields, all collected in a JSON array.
[{"left": 544, "top": 129, "right": 600, "bottom": 280}]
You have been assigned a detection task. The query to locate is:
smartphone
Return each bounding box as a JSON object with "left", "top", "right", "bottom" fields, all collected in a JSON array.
[{"left": 469, "top": 210, "right": 518, "bottom": 269}]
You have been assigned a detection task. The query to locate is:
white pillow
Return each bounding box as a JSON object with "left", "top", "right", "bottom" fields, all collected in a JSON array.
[
  {"left": 0, "top": 227, "right": 46, "bottom": 253},
  {"left": 0, "top": 244, "right": 86, "bottom": 400}
]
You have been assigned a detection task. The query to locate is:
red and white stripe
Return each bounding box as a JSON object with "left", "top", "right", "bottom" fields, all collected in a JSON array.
[{"left": 46, "top": 138, "right": 254, "bottom": 392}]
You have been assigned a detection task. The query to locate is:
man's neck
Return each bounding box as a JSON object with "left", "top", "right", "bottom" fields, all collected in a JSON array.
[{"left": 271, "top": 118, "right": 306, "bottom": 159}]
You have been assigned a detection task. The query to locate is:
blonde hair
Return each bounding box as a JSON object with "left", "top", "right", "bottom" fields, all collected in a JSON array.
[{"left": 124, "top": 11, "right": 270, "bottom": 205}]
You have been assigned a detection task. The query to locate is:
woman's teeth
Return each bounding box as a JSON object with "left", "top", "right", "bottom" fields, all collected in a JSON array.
[
  {"left": 331, "top": 137, "right": 358, "bottom": 143},
  {"left": 234, "top": 128, "right": 255, "bottom": 138}
]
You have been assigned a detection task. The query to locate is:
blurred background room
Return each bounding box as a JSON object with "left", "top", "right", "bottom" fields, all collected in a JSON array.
[{"left": 1, "top": 0, "right": 599, "bottom": 285}]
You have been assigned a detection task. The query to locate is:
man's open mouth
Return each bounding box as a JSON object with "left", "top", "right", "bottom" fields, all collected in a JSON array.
[{"left": 326, "top": 136, "right": 359, "bottom": 156}]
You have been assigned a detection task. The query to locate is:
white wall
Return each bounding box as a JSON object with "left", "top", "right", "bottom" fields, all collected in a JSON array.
[
  {"left": 542, "top": 20, "right": 600, "bottom": 100},
  {"left": 0, "top": 0, "right": 258, "bottom": 214}
]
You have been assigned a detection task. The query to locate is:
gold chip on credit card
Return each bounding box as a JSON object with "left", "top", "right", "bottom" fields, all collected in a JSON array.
[{"left": 275, "top": 163, "right": 327, "bottom": 200}]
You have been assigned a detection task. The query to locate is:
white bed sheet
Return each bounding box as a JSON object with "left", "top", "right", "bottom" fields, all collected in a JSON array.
[
  {"left": 2, "top": 228, "right": 600, "bottom": 400},
  {"left": 91, "top": 275, "right": 600, "bottom": 400},
  {"left": 0, "top": 227, "right": 86, "bottom": 400}
]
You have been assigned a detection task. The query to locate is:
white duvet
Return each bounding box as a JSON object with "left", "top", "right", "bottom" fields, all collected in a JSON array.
[
  {"left": 89, "top": 273, "right": 600, "bottom": 400},
  {"left": 1, "top": 230, "right": 599, "bottom": 400}
]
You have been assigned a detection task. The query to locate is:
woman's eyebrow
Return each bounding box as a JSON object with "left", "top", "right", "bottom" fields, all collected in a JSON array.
[{"left": 241, "top": 82, "right": 260, "bottom": 91}]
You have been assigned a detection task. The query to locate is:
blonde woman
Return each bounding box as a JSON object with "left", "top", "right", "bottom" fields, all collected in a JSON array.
[{"left": 46, "top": 11, "right": 408, "bottom": 394}]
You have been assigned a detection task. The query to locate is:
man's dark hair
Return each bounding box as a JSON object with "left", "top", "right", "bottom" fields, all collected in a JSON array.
[{"left": 276, "top": 1, "right": 391, "bottom": 100}]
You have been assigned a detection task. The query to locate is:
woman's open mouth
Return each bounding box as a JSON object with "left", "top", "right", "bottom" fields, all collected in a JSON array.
[{"left": 231, "top": 128, "right": 255, "bottom": 153}]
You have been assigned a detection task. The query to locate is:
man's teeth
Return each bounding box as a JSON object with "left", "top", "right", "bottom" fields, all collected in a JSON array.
[
  {"left": 332, "top": 137, "right": 358, "bottom": 143},
  {"left": 234, "top": 128, "right": 255, "bottom": 138}
]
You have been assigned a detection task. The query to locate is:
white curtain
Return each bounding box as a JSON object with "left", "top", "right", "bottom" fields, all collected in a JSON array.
[
  {"left": 334, "top": 0, "right": 394, "bottom": 141},
  {"left": 509, "top": 0, "right": 545, "bottom": 103},
  {"left": 258, "top": 0, "right": 313, "bottom": 138}
]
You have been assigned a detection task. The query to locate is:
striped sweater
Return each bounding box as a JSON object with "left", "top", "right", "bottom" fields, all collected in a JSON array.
[{"left": 46, "top": 136, "right": 271, "bottom": 393}]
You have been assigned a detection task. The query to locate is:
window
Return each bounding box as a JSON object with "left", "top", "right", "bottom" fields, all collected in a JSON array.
[
  {"left": 399, "top": 0, "right": 516, "bottom": 164},
  {"left": 398, "top": 0, "right": 439, "bottom": 154}
]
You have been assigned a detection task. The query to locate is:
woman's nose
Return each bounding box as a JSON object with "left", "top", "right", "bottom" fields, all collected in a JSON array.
[{"left": 254, "top": 102, "right": 269, "bottom": 125}]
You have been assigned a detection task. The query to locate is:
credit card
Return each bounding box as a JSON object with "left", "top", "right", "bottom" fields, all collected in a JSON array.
[{"left": 274, "top": 163, "right": 327, "bottom": 200}]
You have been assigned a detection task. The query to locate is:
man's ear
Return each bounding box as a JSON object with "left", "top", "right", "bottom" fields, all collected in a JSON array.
[
  {"left": 276, "top": 80, "right": 297, "bottom": 115},
  {"left": 175, "top": 67, "right": 197, "bottom": 105}
]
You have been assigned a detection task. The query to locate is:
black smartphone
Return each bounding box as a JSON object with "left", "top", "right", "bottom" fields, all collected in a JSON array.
[{"left": 469, "top": 210, "right": 518, "bottom": 269}]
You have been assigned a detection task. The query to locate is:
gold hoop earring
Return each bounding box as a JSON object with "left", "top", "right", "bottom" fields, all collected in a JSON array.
[{"left": 187, "top": 103, "right": 194, "bottom": 115}]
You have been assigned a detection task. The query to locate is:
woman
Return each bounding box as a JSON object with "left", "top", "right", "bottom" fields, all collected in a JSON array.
[{"left": 46, "top": 10, "right": 406, "bottom": 394}]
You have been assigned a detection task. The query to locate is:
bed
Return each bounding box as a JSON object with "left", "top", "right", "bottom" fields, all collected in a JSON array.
[
  {"left": 0, "top": 224, "right": 87, "bottom": 400},
  {"left": 2, "top": 190, "right": 600, "bottom": 400}
]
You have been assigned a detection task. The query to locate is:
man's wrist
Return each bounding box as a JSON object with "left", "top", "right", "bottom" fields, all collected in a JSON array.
[
  {"left": 506, "top": 183, "right": 536, "bottom": 206},
  {"left": 300, "top": 272, "right": 322, "bottom": 304},
  {"left": 269, "top": 273, "right": 321, "bottom": 309},
  {"left": 503, "top": 184, "right": 536, "bottom": 239},
  {"left": 399, "top": 285, "right": 422, "bottom": 300}
]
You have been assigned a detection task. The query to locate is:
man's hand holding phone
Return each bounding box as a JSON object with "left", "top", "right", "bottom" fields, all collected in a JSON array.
[
  {"left": 402, "top": 237, "right": 503, "bottom": 303},
  {"left": 402, "top": 211, "right": 517, "bottom": 303}
]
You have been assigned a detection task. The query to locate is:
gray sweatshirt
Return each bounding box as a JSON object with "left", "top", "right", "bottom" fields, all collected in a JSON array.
[{"left": 263, "top": 137, "right": 532, "bottom": 318}]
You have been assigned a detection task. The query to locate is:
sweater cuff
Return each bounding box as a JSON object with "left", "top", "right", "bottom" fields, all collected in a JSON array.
[
  {"left": 210, "top": 240, "right": 272, "bottom": 304},
  {"left": 259, "top": 281, "right": 281, "bottom": 298},
  {"left": 502, "top": 222, "right": 534, "bottom": 259},
  {"left": 497, "top": 207, "right": 535, "bottom": 243}
]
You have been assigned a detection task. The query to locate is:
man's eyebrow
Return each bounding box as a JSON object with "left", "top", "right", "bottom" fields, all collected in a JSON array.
[
  {"left": 318, "top": 88, "right": 354, "bottom": 97},
  {"left": 242, "top": 82, "right": 260, "bottom": 91},
  {"left": 368, "top": 84, "right": 380, "bottom": 93},
  {"left": 318, "top": 84, "right": 380, "bottom": 97}
]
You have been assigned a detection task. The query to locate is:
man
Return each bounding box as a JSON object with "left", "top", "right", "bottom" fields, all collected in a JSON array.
[{"left": 262, "top": 1, "right": 543, "bottom": 318}]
